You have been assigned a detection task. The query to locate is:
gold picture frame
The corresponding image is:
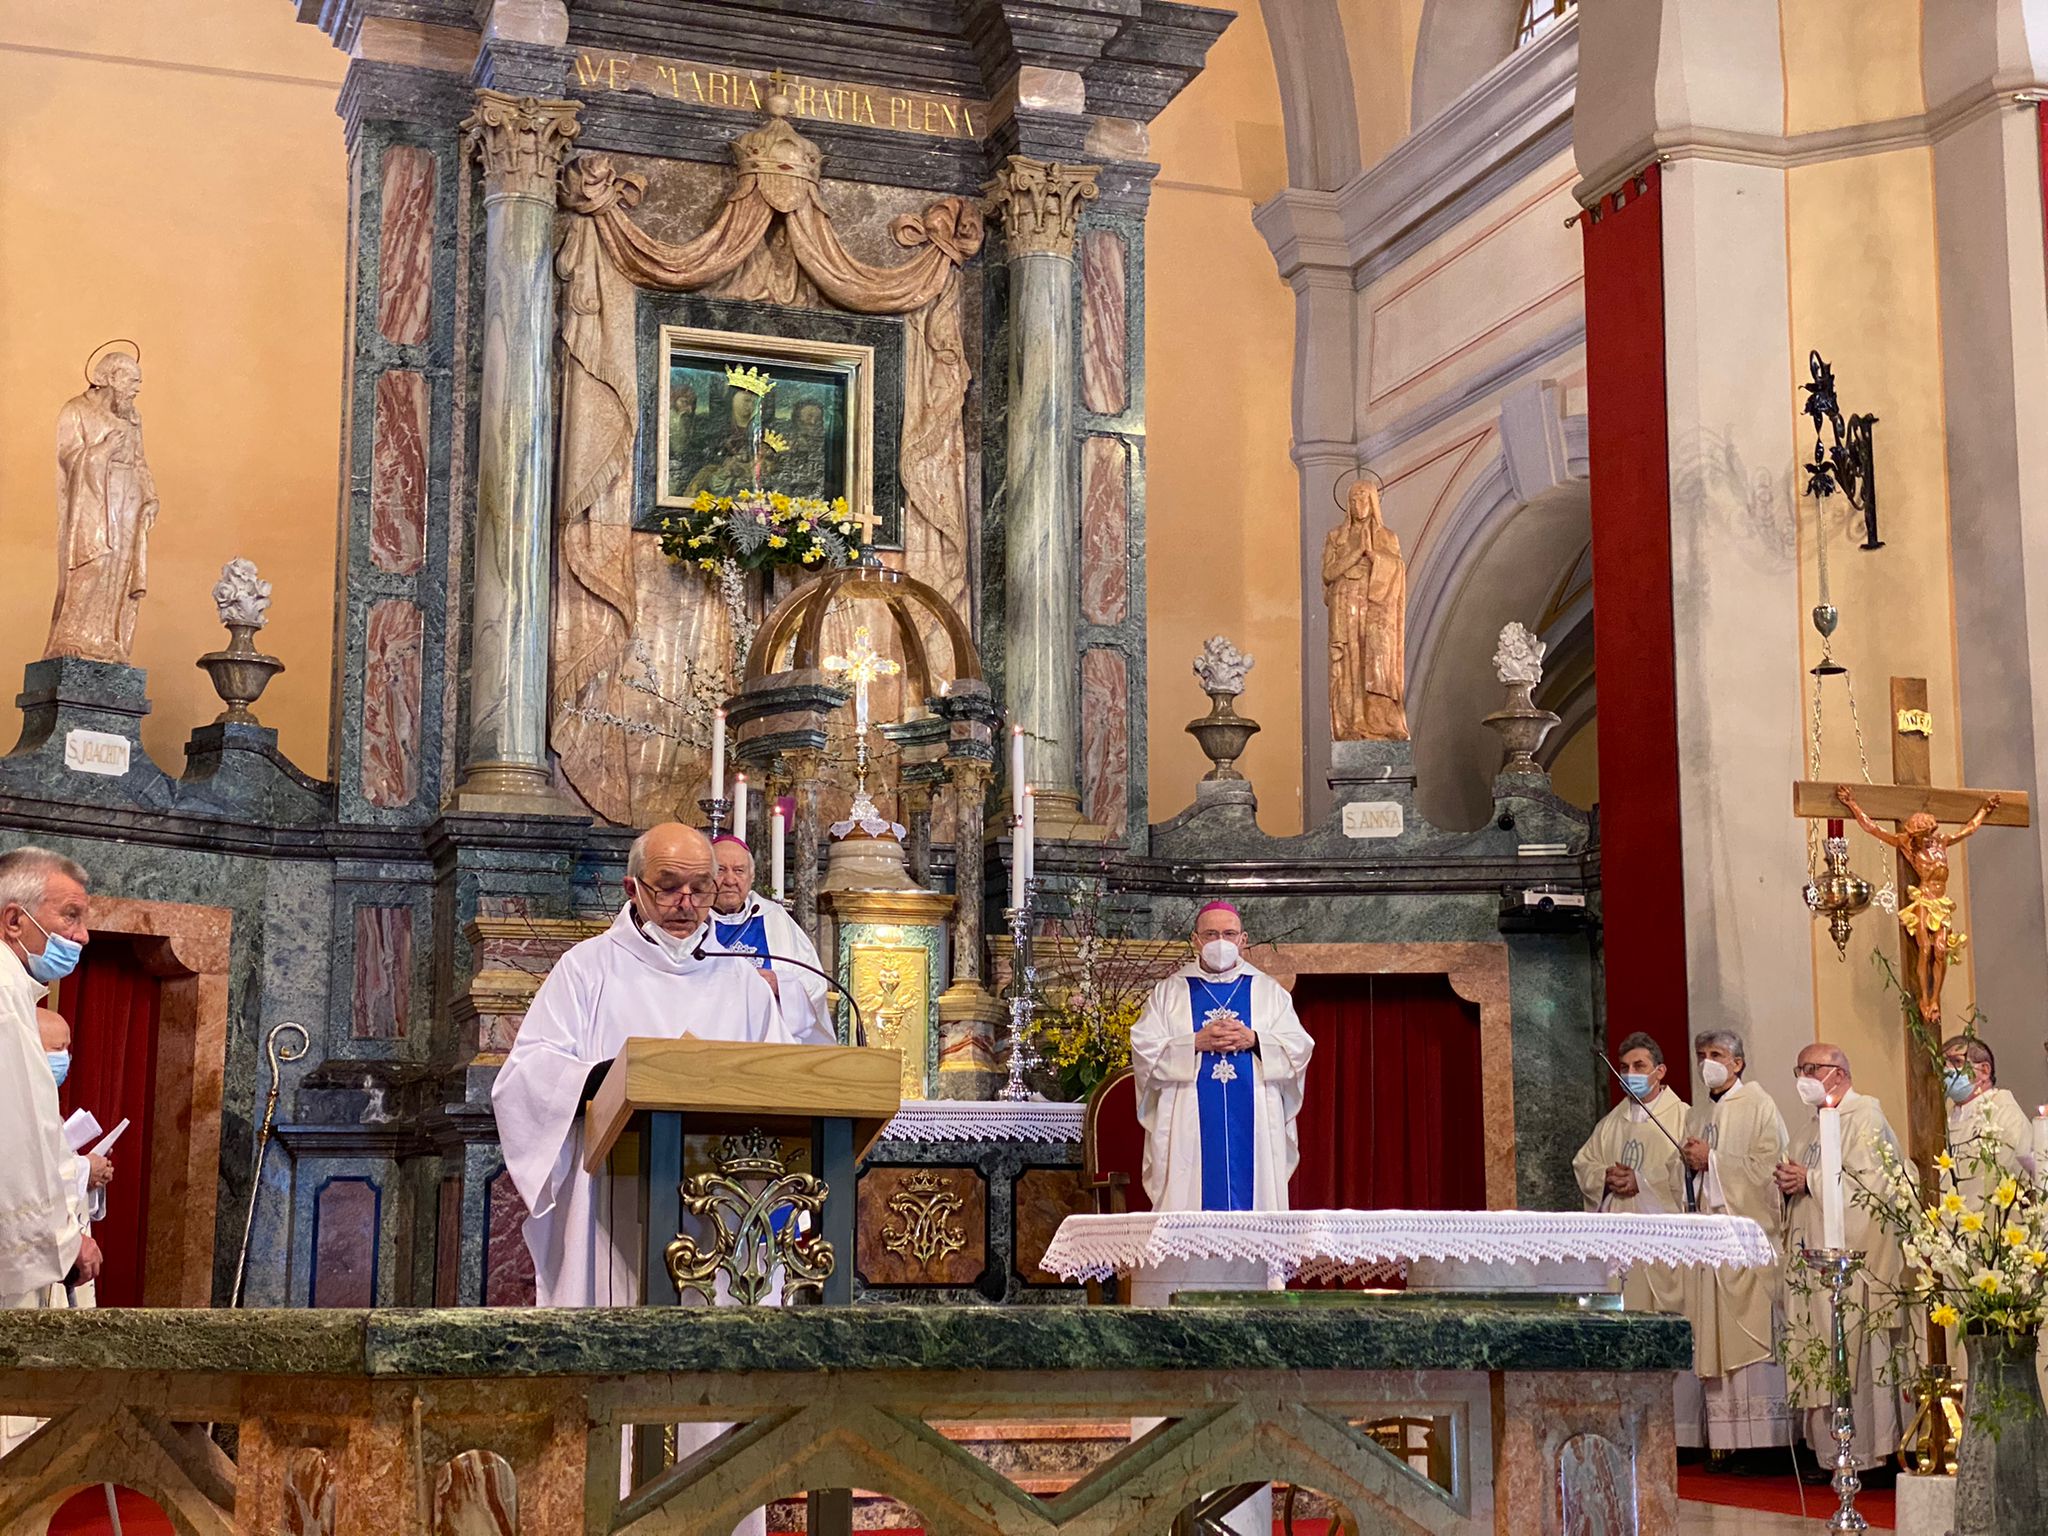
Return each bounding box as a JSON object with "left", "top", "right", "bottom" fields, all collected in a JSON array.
[{"left": 654, "top": 324, "right": 876, "bottom": 521}]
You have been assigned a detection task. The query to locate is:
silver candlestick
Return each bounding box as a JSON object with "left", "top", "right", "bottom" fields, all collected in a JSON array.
[
  {"left": 999, "top": 880, "right": 1042, "bottom": 1101},
  {"left": 698, "top": 795, "right": 733, "bottom": 839},
  {"left": 1800, "top": 1246, "right": 1869, "bottom": 1533}
]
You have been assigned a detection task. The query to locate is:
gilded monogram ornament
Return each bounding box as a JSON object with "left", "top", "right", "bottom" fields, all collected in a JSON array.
[
  {"left": 664, "top": 1129, "right": 835, "bottom": 1304},
  {"left": 880, "top": 1170, "right": 968, "bottom": 1267}
]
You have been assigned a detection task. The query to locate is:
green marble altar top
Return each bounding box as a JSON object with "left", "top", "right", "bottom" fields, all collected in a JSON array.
[{"left": 0, "top": 1301, "right": 1688, "bottom": 1378}]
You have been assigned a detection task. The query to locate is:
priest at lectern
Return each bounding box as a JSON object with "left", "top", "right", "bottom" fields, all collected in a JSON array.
[{"left": 493, "top": 822, "right": 790, "bottom": 1307}]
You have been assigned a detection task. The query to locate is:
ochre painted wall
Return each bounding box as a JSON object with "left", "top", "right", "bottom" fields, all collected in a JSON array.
[
  {"left": 0, "top": 5, "right": 347, "bottom": 775},
  {"left": 1788, "top": 146, "right": 1959, "bottom": 1126},
  {"left": 1779, "top": 0, "right": 1923, "bottom": 136},
  {"left": 1145, "top": 0, "right": 1303, "bottom": 833}
]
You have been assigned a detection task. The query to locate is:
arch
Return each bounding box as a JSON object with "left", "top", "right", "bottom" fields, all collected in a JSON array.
[
  {"left": 1260, "top": 0, "right": 1363, "bottom": 190},
  {"left": 747, "top": 563, "right": 981, "bottom": 694},
  {"left": 1408, "top": 462, "right": 1591, "bottom": 832},
  {"left": 1411, "top": 0, "right": 1525, "bottom": 126}
]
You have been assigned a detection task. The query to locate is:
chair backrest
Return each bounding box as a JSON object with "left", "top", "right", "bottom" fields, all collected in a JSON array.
[{"left": 1083, "top": 1068, "right": 1150, "bottom": 1213}]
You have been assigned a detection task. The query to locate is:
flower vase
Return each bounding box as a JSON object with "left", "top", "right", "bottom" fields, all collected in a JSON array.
[{"left": 1956, "top": 1329, "right": 2048, "bottom": 1535}]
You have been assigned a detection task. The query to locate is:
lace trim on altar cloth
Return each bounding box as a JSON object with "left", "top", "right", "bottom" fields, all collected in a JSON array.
[
  {"left": 878, "top": 1100, "right": 1085, "bottom": 1143},
  {"left": 1037, "top": 1209, "right": 1779, "bottom": 1283}
]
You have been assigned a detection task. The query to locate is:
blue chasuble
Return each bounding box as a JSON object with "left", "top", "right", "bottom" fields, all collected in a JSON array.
[
  {"left": 712, "top": 912, "right": 772, "bottom": 969},
  {"left": 1187, "top": 974, "right": 1257, "bottom": 1210}
]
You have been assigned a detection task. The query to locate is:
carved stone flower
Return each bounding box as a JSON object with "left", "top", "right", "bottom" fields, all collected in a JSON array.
[
  {"left": 213, "top": 558, "right": 273, "bottom": 631},
  {"left": 1193, "top": 636, "right": 1253, "bottom": 697},
  {"left": 1493, "top": 622, "right": 1545, "bottom": 687}
]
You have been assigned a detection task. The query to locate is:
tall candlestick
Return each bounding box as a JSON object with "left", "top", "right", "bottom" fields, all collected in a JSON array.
[
  {"left": 1011, "top": 724, "right": 1026, "bottom": 822},
  {"left": 1818, "top": 1098, "right": 1846, "bottom": 1251},
  {"left": 771, "top": 806, "right": 786, "bottom": 902},
  {"left": 710, "top": 709, "right": 727, "bottom": 801},
  {"left": 732, "top": 773, "right": 749, "bottom": 843},
  {"left": 1021, "top": 786, "right": 1036, "bottom": 888}
]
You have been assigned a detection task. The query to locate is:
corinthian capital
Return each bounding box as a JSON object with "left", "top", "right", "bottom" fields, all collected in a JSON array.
[
  {"left": 984, "top": 156, "right": 1101, "bottom": 259},
  {"left": 463, "top": 89, "right": 582, "bottom": 202}
]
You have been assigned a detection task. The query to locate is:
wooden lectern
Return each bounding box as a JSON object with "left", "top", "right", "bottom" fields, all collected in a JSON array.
[
  {"left": 584, "top": 1036, "right": 901, "bottom": 1308},
  {"left": 585, "top": 1037, "right": 900, "bottom": 1517}
]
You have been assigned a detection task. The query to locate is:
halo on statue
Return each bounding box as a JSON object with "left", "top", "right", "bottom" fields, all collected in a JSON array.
[
  {"left": 1330, "top": 464, "right": 1386, "bottom": 514},
  {"left": 84, "top": 338, "right": 142, "bottom": 383}
]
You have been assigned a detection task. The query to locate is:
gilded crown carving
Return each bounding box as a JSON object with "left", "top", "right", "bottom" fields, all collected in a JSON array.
[
  {"left": 462, "top": 89, "right": 582, "bottom": 201},
  {"left": 985, "top": 156, "right": 1101, "bottom": 259}
]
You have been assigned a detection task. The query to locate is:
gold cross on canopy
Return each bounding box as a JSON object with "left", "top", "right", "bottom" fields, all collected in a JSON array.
[{"left": 823, "top": 624, "right": 900, "bottom": 733}]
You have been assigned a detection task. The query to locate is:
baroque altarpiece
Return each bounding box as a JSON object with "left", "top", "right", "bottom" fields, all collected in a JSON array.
[{"left": 0, "top": 2, "right": 1601, "bottom": 1311}]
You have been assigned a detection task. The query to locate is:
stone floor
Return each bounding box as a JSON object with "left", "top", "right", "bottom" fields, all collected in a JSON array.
[{"left": 1677, "top": 1503, "right": 1819, "bottom": 1533}]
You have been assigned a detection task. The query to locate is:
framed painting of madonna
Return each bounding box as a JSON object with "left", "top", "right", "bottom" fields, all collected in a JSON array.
[{"left": 636, "top": 296, "right": 905, "bottom": 547}]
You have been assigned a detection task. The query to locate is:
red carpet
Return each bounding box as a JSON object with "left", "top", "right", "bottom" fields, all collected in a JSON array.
[
  {"left": 47, "top": 1486, "right": 176, "bottom": 1535},
  {"left": 1677, "top": 1465, "right": 1895, "bottom": 1528}
]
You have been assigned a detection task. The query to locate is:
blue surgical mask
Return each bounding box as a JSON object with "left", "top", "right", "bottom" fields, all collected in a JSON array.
[
  {"left": 1622, "top": 1072, "right": 1653, "bottom": 1099},
  {"left": 45, "top": 1051, "right": 70, "bottom": 1088},
  {"left": 1945, "top": 1068, "right": 1976, "bottom": 1104},
  {"left": 18, "top": 912, "right": 81, "bottom": 986}
]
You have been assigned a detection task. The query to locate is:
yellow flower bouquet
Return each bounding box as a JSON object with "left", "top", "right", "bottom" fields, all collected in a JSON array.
[{"left": 658, "top": 489, "right": 855, "bottom": 575}]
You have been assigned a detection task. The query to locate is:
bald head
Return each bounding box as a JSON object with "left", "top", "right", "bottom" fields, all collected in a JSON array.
[
  {"left": 624, "top": 822, "right": 717, "bottom": 937},
  {"left": 712, "top": 837, "right": 755, "bottom": 915},
  {"left": 1795, "top": 1041, "right": 1852, "bottom": 1103}
]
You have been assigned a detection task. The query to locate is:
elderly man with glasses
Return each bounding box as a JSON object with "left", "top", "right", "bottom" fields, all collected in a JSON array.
[{"left": 492, "top": 822, "right": 791, "bottom": 1311}]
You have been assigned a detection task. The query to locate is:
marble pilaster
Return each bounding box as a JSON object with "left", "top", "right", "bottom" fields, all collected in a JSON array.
[
  {"left": 787, "top": 747, "right": 827, "bottom": 935},
  {"left": 451, "top": 89, "right": 580, "bottom": 813},
  {"left": 936, "top": 758, "right": 1002, "bottom": 1089},
  {"left": 988, "top": 157, "right": 1105, "bottom": 841}
]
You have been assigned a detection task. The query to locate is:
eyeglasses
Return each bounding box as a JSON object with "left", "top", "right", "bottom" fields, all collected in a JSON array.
[
  {"left": 1793, "top": 1062, "right": 1842, "bottom": 1078},
  {"left": 633, "top": 878, "right": 716, "bottom": 908}
]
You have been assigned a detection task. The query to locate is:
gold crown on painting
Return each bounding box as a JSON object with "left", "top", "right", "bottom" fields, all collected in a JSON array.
[
  {"left": 763, "top": 429, "right": 790, "bottom": 453},
  {"left": 725, "top": 365, "right": 775, "bottom": 397}
]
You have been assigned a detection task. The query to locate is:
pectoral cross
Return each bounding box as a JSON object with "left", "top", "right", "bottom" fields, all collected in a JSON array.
[
  {"left": 1792, "top": 676, "right": 2031, "bottom": 1181},
  {"left": 822, "top": 624, "right": 900, "bottom": 734}
]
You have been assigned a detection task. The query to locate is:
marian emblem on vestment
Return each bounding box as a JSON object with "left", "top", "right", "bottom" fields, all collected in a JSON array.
[
  {"left": 1209, "top": 1058, "right": 1239, "bottom": 1084},
  {"left": 1203, "top": 1006, "right": 1243, "bottom": 1027}
]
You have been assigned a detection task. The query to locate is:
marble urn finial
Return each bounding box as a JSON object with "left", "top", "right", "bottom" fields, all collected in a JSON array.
[
  {"left": 213, "top": 558, "right": 273, "bottom": 631},
  {"left": 197, "top": 558, "right": 285, "bottom": 727},
  {"left": 1193, "top": 636, "right": 1253, "bottom": 698},
  {"left": 1483, "top": 621, "right": 1559, "bottom": 778},
  {"left": 1187, "top": 636, "right": 1260, "bottom": 785}
]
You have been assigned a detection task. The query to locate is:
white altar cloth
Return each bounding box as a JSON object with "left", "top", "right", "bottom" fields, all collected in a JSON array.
[
  {"left": 1039, "top": 1209, "right": 1778, "bottom": 1285},
  {"left": 879, "top": 1100, "right": 1084, "bottom": 1143}
]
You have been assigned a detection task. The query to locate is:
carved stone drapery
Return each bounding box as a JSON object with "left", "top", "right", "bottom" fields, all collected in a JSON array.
[{"left": 552, "top": 103, "right": 984, "bottom": 827}]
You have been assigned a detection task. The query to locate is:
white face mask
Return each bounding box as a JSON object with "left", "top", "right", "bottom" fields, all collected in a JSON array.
[
  {"left": 638, "top": 910, "right": 701, "bottom": 963},
  {"left": 1699, "top": 1058, "right": 1730, "bottom": 1091},
  {"left": 1199, "top": 938, "right": 1240, "bottom": 973},
  {"left": 1795, "top": 1075, "right": 1828, "bottom": 1107}
]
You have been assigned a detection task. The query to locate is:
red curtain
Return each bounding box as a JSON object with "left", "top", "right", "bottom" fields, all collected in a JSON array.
[
  {"left": 1582, "top": 162, "right": 1689, "bottom": 1075},
  {"left": 1288, "top": 974, "right": 1485, "bottom": 1212},
  {"left": 53, "top": 936, "right": 161, "bottom": 1309}
]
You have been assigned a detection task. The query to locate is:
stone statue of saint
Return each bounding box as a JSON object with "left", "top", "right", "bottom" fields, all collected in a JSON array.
[
  {"left": 45, "top": 352, "right": 158, "bottom": 665},
  {"left": 1321, "top": 480, "right": 1409, "bottom": 740}
]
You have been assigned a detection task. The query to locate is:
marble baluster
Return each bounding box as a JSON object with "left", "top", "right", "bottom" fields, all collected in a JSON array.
[
  {"left": 987, "top": 157, "right": 1101, "bottom": 837},
  {"left": 452, "top": 90, "right": 580, "bottom": 811}
]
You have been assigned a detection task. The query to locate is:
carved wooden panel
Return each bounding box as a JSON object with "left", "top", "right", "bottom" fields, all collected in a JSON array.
[{"left": 856, "top": 1165, "right": 986, "bottom": 1286}]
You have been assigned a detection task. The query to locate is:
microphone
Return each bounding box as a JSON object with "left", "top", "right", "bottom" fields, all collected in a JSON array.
[
  {"left": 1593, "top": 1046, "right": 1698, "bottom": 1213},
  {"left": 690, "top": 931, "right": 870, "bottom": 1048}
]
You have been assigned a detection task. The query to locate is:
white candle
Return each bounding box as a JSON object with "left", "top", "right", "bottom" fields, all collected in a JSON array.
[
  {"left": 710, "top": 709, "right": 727, "bottom": 802},
  {"left": 1021, "top": 786, "right": 1036, "bottom": 891},
  {"left": 1010, "top": 812, "right": 1026, "bottom": 912},
  {"left": 1818, "top": 1098, "right": 1846, "bottom": 1251},
  {"left": 771, "top": 806, "right": 786, "bottom": 902},
  {"left": 1011, "top": 724, "right": 1026, "bottom": 821},
  {"left": 2033, "top": 1106, "right": 2048, "bottom": 1181},
  {"left": 732, "top": 773, "right": 749, "bottom": 843}
]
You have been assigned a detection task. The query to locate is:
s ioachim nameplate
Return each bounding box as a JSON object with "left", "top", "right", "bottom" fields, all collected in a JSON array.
[
  {"left": 1341, "top": 801, "right": 1403, "bottom": 839},
  {"left": 64, "top": 729, "right": 130, "bottom": 777}
]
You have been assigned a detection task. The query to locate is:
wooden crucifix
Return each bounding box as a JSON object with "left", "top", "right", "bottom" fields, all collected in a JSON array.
[{"left": 1792, "top": 678, "right": 2031, "bottom": 1181}]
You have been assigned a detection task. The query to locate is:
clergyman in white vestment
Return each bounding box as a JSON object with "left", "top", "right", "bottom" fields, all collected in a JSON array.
[
  {"left": 1778, "top": 1042, "right": 1907, "bottom": 1472},
  {"left": 1127, "top": 901, "right": 1313, "bottom": 1536},
  {"left": 1571, "top": 1030, "right": 1690, "bottom": 1317},
  {"left": 0, "top": 848, "right": 103, "bottom": 1457},
  {"left": 1128, "top": 901, "right": 1314, "bottom": 1212},
  {"left": 707, "top": 833, "right": 836, "bottom": 1046},
  {"left": 1677, "top": 1029, "right": 1792, "bottom": 1455}
]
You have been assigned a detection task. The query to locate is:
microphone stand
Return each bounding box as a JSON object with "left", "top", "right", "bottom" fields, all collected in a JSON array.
[
  {"left": 691, "top": 931, "right": 869, "bottom": 1048},
  {"left": 1593, "top": 1047, "right": 1698, "bottom": 1213}
]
